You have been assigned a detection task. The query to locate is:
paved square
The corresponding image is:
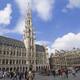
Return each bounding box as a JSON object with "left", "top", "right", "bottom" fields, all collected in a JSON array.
[{"left": 34, "top": 72, "right": 80, "bottom": 80}]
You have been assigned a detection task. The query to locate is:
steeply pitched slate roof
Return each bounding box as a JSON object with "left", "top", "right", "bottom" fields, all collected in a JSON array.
[
  {"left": 36, "top": 44, "right": 45, "bottom": 52},
  {"left": 0, "top": 36, "right": 45, "bottom": 52},
  {"left": 0, "top": 36, "right": 25, "bottom": 48}
]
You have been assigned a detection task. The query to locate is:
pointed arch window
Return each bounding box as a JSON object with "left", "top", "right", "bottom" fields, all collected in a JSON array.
[{"left": 27, "top": 20, "right": 31, "bottom": 25}]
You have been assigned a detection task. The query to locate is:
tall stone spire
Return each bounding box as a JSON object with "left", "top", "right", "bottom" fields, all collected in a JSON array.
[{"left": 23, "top": 0, "right": 36, "bottom": 71}]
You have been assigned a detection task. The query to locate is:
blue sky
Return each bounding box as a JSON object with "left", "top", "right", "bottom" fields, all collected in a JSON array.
[{"left": 0, "top": 0, "right": 80, "bottom": 51}]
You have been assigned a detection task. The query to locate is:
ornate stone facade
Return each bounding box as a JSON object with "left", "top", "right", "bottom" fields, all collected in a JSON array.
[
  {"left": 36, "top": 45, "right": 49, "bottom": 71},
  {"left": 0, "top": 36, "right": 49, "bottom": 72},
  {"left": 50, "top": 49, "right": 80, "bottom": 70},
  {"left": 0, "top": 36, "right": 27, "bottom": 71},
  {"left": 23, "top": 1, "right": 36, "bottom": 70}
]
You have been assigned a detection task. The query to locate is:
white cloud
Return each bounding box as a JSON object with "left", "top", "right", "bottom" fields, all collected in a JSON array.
[
  {"left": 0, "top": 0, "right": 54, "bottom": 35},
  {"left": 13, "top": 0, "right": 28, "bottom": 35},
  {"left": 13, "top": 19, "right": 25, "bottom": 34},
  {"left": 33, "top": 0, "right": 54, "bottom": 21},
  {"left": 12, "top": 0, "right": 54, "bottom": 35},
  {"left": 66, "top": 0, "right": 80, "bottom": 9},
  {"left": 14, "top": 0, "right": 29, "bottom": 16},
  {"left": 0, "top": 4, "right": 12, "bottom": 25},
  {"left": 62, "top": 0, "right": 80, "bottom": 12},
  {"left": 36, "top": 40, "right": 50, "bottom": 46},
  {"left": 52, "top": 33, "right": 80, "bottom": 51},
  {"left": 15, "top": 0, "right": 54, "bottom": 21}
]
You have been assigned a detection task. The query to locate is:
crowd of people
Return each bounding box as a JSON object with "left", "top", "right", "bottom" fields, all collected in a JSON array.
[
  {"left": 0, "top": 67, "right": 80, "bottom": 80},
  {"left": 39, "top": 66, "right": 80, "bottom": 79},
  {"left": 50, "top": 67, "right": 80, "bottom": 78},
  {"left": 0, "top": 68, "right": 35, "bottom": 80}
]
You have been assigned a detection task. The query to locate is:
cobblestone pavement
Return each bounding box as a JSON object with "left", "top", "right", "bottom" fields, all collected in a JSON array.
[
  {"left": 35, "top": 72, "right": 80, "bottom": 80},
  {"left": 0, "top": 72, "right": 80, "bottom": 80}
]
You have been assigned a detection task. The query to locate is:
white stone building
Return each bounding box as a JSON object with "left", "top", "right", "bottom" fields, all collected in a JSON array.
[
  {"left": 36, "top": 45, "right": 49, "bottom": 71},
  {"left": 0, "top": 36, "right": 49, "bottom": 72},
  {"left": 0, "top": 36, "right": 27, "bottom": 71}
]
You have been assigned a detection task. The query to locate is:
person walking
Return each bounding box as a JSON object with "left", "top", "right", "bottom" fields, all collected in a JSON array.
[
  {"left": 71, "top": 68, "right": 76, "bottom": 77},
  {"left": 64, "top": 68, "right": 68, "bottom": 78},
  {"left": 52, "top": 69, "right": 56, "bottom": 77},
  {"left": 27, "top": 68, "right": 34, "bottom": 80},
  {"left": 25, "top": 69, "right": 28, "bottom": 80},
  {"left": 18, "top": 71, "right": 23, "bottom": 80},
  {"left": 58, "top": 69, "right": 62, "bottom": 77}
]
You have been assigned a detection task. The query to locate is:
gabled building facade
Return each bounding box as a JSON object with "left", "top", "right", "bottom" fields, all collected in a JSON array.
[{"left": 50, "top": 49, "right": 80, "bottom": 70}]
